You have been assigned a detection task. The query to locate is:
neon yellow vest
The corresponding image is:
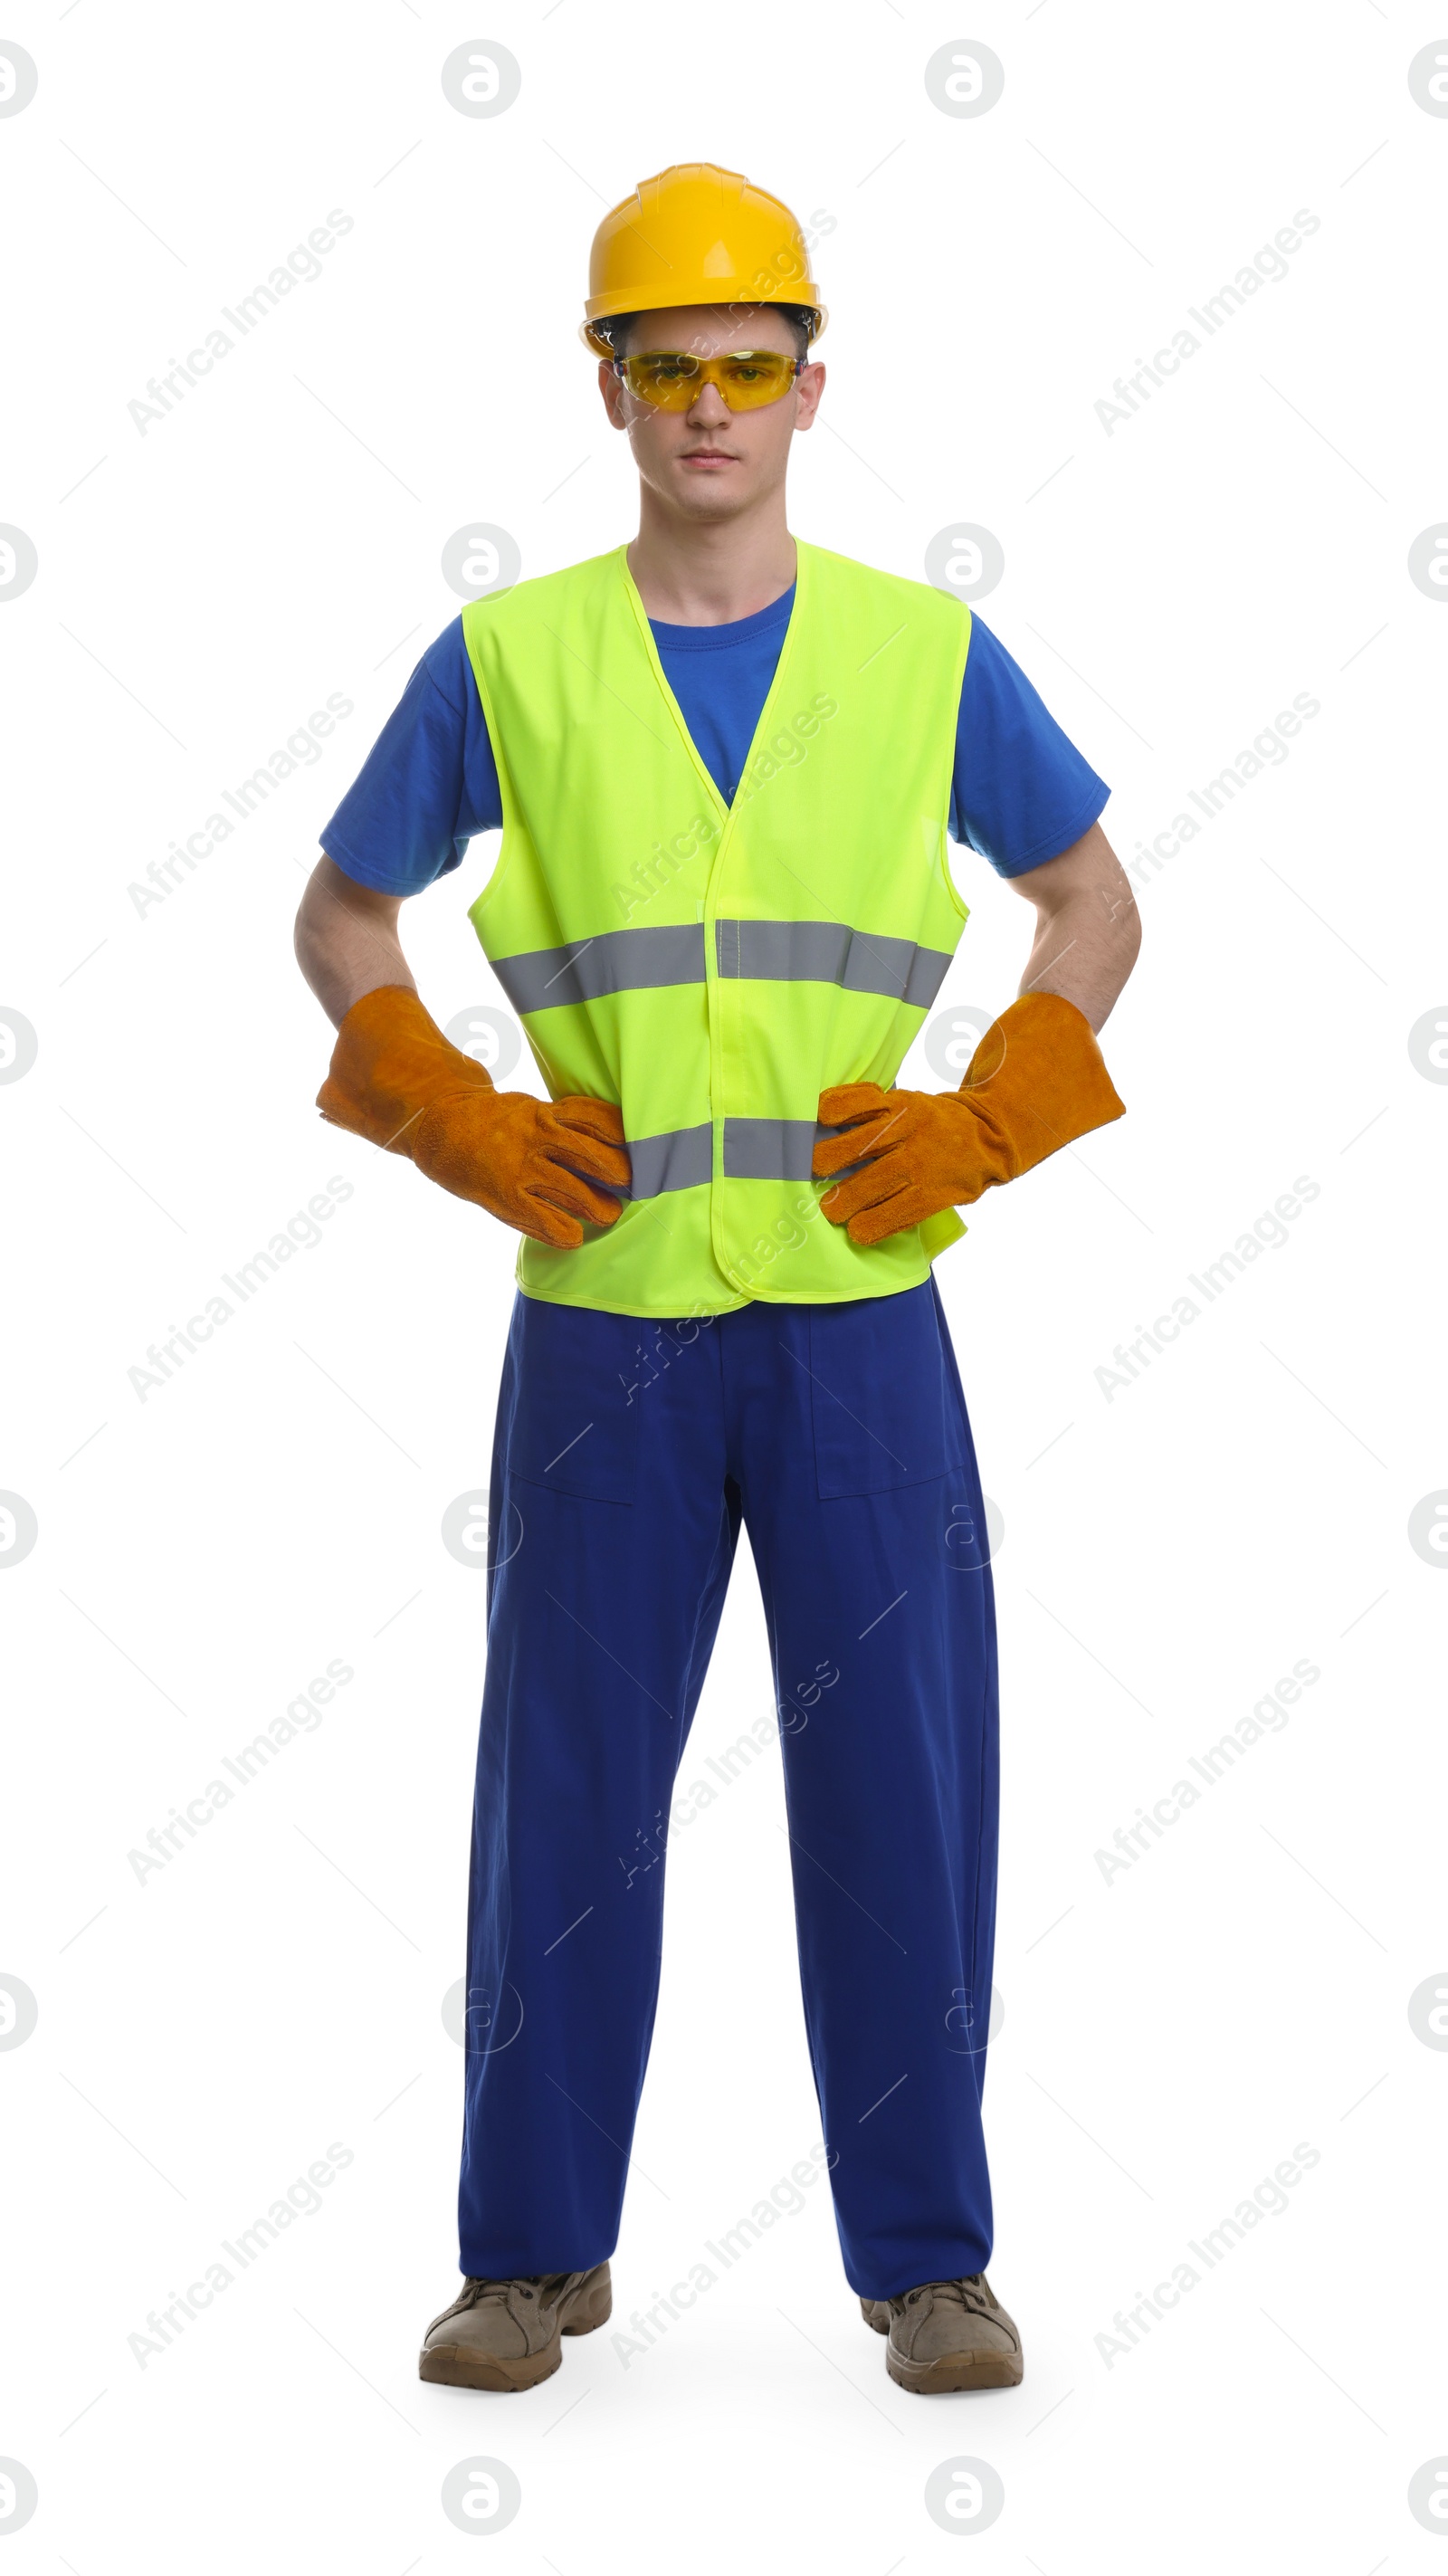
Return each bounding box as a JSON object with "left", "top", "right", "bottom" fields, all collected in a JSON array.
[{"left": 462, "top": 540, "right": 973, "bottom": 1317}]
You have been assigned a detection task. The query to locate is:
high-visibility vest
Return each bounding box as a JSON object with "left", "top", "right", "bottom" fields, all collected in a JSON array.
[{"left": 462, "top": 539, "right": 973, "bottom": 1318}]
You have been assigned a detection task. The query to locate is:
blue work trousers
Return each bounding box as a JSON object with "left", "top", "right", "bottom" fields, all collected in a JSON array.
[{"left": 458, "top": 1278, "right": 999, "bottom": 2302}]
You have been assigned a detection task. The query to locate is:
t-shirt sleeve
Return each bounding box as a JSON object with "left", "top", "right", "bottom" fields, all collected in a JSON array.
[
  {"left": 949, "top": 613, "right": 1110, "bottom": 878},
  {"left": 319, "top": 617, "right": 503, "bottom": 895}
]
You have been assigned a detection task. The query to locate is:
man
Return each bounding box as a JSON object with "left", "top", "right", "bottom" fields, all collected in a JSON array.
[{"left": 295, "top": 163, "right": 1139, "bottom": 2398}]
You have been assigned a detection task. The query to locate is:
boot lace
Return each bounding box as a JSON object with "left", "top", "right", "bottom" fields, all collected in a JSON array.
[
  {"left": 892, "top": 2273, "right": 997, "bottom": 2317},
  {"left": 459, "top": 2274, "right": 543, "bottom": 2308}
]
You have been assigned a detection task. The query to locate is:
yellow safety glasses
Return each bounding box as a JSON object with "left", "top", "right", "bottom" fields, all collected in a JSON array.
[{"left": 610, "top": 349, "right": 805, "bottom": 412}]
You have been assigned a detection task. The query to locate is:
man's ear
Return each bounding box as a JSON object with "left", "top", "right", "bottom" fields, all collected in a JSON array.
[
  {"left": 598, "top": 358, "right": 627, "bottom": 430},
  {"left": 794, "top": 361, "right": 825, "bottom": 432}
]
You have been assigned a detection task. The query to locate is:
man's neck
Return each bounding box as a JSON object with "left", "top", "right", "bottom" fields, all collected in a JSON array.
[{"left": 625, "top": 498, "right": 796, "bottom": 627}]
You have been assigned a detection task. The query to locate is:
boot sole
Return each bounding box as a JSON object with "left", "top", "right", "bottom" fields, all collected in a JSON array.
[
  {"left": 861, "top": 2295, "right": 1023, "bottom": 2393},
  {"left": 885, "top": 2347, "right": 1024, "bottom": 2394},
  {"left": 419, "top": 2275, "right": 613, "bottom": 2390}
]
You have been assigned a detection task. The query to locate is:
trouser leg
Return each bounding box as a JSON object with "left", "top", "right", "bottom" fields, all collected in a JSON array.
[
  {"left": 458, "top": 1294, "right": 737, "bottom": 2279},
  {"left": 727, "top": 1280, "right": 1000, "bottom": 2301}
]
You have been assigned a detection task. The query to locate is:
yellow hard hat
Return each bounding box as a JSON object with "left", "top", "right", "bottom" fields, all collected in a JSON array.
[{"left": 581, "top": 162, "right": 826, "bottom": 356}]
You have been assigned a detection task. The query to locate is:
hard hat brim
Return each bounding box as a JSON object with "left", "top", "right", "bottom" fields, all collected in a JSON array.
[{"left": 581, "top": 302, "right": 827, "bottom": 358}]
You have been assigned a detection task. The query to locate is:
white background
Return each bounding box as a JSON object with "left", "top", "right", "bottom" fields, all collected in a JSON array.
[{"left": 3, "top": 1, "right": 1446, "bottom": 2566}]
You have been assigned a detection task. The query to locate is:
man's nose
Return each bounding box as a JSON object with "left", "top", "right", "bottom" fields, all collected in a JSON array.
[{"left": 686, "top": 376, "right": 734, "bottom": 426}]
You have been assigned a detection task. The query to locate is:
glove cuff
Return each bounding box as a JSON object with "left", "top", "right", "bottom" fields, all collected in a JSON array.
[
  {"left": 317, "top": 984, "right": 495, "bottom": 1157},
  {"left": 960, "top": 991, "right": 1125, "bottom": 1178}
]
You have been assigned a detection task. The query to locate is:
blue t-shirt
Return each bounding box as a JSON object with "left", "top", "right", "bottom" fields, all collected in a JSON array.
[{"left": 320, "top": 584, "right": 1108, "bottom": 895}]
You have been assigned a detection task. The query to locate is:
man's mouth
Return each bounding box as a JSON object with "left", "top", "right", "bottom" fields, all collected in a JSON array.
[{"left": 680, "top": 448, "right": 737, "bottom": 464}]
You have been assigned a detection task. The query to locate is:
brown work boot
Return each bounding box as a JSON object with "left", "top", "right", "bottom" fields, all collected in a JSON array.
[
  {"left": 419, "top": 2264, "right": 612, "bottom": 2391},
  {"left": 861, "top": 2273, "right": 1023, "bottom": 2394}
]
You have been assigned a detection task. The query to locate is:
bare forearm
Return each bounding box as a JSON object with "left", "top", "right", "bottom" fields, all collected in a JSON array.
[
  {"left": 294, "top": 854, "right": 415, "bottom": 1031},
  {"left": 1011, "top": 822, "right": 1140, "bottom": 1035},
  {"left": 1018, "top": 891, "right": 1138, "bottom": 1032}
]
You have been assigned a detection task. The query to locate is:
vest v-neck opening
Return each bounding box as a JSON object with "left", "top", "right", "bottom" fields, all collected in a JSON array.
[
  {"left": 617, "top": 544, "right": 805, "bottom": 819},
  {"left": 646, "top": 586, "right": 795, "bottom": 654}
]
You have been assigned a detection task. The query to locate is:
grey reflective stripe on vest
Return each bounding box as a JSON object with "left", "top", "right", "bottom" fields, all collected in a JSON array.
[
  {"left": 491, "top": 920, "right": 951, "bottom": 1013},
  {"left": 622, "top": 1123, "right": 713, "bottom": 1200},
  {"left": 617, "top": 1117, "right": 855, "bottom": 1196},
  {"left": 716, "top": 918, "right": 951, "bottom": 1008},
  {"left": 721, "top": 1118, "right": 823, "bottom": 1183},
  {"left": 492, "top": 924, "right": 705, "bottom": 1014}
]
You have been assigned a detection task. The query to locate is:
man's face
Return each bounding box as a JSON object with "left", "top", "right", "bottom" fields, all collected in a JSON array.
[{"left": 598, "top": 303, "right": 824, "bottom": 521}]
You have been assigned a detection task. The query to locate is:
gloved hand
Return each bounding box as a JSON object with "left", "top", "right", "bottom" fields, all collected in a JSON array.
[
  {"left": 814, "top": 990, "right": 1125, "bottom": 1247},
  {"left": 317, "top": 984, "right": 631, "bottom": 1248}
]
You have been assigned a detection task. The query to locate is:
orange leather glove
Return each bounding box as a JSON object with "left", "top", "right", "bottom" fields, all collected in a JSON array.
[
  {"left": 814, "top": 991, "right": 1125, "bottom": 1246},
  {"left": 317, "top": 984, "right": 631, "bottom": 1249}
]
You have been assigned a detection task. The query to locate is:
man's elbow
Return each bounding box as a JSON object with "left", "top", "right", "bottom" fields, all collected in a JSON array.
[
  {"left": 1092, "top": 839, "right": 1142, "bottom": 984},
  {"left": 293, "top": 857, "right": 329, "bottom": 979}
]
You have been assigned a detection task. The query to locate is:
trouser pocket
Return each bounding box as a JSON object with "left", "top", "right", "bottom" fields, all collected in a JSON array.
[
  {"left": 498, "top": 1295, "right": 640, "bottom": 1504},
  {"left": 807, "top": 1282, "right": 968, "bottom": 1498}
]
